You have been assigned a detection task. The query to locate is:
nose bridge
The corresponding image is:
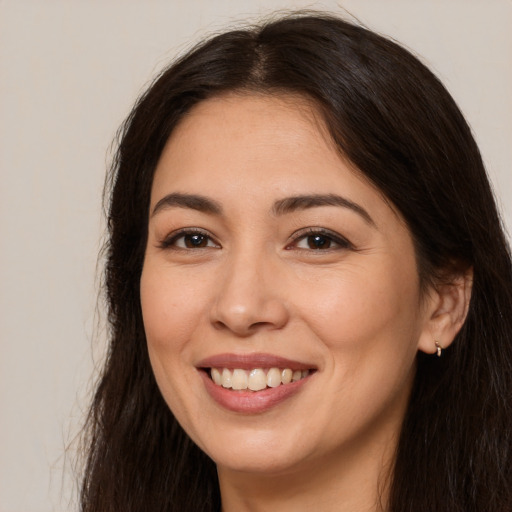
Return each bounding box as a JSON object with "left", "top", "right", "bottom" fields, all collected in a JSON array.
[{"left": 210, "top": 241, "right": 289, "bottom": 336}]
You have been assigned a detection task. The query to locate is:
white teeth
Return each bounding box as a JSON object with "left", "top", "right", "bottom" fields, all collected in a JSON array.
[
  {"left": 210, "top": 367, "right": 312, "bottom": 391},
  {"left": 231, "top": 369, "right": 248, "bottom": 390},
  {"left": 292, "top": 370, "right": 302, "bottom": 382},
  {"left": 221, "top": 368, "right": 232, "bottom": 388},
  {"left": 266, "top": 367, "right": 281, "bottom": 388},
  {"left": 281, "top": 368, "right": 292, "bottom": 384},
  {"left": 211, "top": 368, "right": 222, "bottom": 385},
  {"left": 248, "top": 369, "right": 267, "bottom": 391}
]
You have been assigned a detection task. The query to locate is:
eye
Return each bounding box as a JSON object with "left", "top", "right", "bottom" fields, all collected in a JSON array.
[
  {"left": 296, "top": 234, "right": 334, "bottom": 250},
  {"left": 160, "top": 229, "right": 219, "bottom": 250},
  {"left": 288, "top": 228, "right": 352, "bottom": 251}
]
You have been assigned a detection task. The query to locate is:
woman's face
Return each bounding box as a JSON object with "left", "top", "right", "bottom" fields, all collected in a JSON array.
[{"left": 140, "top": 94, "right": 434, "bottom": 476}]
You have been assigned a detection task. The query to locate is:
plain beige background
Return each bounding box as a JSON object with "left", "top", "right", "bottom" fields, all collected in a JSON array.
[{"left": 0, "top": 1, "right": 511, "bottom": 510}]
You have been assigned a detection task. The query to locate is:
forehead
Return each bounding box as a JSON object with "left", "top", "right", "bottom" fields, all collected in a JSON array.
[
  {"left": 154, "top": 93, "right": 352, "bottom": 191},
  {"left": 151, "top": 93, "right": 399, "bottom": 223},
  {"left": 163, "top": 92, "right": 334, "bottom": 162}
]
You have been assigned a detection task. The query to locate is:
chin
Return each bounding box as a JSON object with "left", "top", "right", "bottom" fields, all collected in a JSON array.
[
  {"left": 192, "top": 421, "right": 321, "bottom": 476},
  {"left": 213, "top": 447, "right": 309, "bottom": 476}
]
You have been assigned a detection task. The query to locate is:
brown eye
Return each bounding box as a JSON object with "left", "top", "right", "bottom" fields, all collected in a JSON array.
[
  {"left": 305, "top": 234, "right": 332, "bottom": 250},
  {"left": 290, "top": 228, "right": 352, "bottom": 252},
  {"left": 161, "top": 230, "right": 219, "bottom": 250},
  {"left": 183, "top": 233, "right": 209, "bottom": 248},
  {"left": 295, "top": 233, "right": 338, "bottom": 250}
]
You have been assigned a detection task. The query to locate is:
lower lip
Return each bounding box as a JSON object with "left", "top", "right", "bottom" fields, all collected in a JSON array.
[{"left": 199, "top": 370, "right": 311, "bottom": 414}]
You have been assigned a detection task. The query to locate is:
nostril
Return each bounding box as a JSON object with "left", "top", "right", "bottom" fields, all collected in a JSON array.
[{"left": 211, "top": 319, "right": 282, "bottom": 336}]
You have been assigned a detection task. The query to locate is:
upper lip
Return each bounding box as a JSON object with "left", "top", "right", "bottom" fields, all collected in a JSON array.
[{"left": 196, "top": 353, "right": 316, "bottom": 371}]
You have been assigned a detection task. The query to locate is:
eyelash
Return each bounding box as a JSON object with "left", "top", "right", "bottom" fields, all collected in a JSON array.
[
  {"left": 286, "top": 228, "right": 353, "bottom": 251},
  {"left": 159, "top": 228, "right": 219, "bottom": 250},
  {"left": 158, "top": 227, "right": 353, "bottom": 252}
]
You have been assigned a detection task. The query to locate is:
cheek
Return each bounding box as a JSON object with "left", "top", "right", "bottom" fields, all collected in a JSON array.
[
  {"left": 295, "top": 267, "right": 421, "bottom": 438},
  {"left": 139, "top": 263, "right": 208, "bottom": 416},
  {"left": 299, "top": 260, "right": 422, "bottom": 370},
  {"left": 140, "top": 263, "right": 210, "bottom": 349},
  {"left": 140, "top": 263, "right": 211, "bottom": 431}
]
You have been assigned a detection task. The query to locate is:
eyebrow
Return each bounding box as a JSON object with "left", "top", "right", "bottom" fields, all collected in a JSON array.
[
  {"left": 152, "top": 193, "right": 223, "bottom": 217},
  {"left": 151, "top": 191, "right": 375, "bottom": 227},
  {"left": 272, "top": 194, "right": 375, "bottom": 226}
]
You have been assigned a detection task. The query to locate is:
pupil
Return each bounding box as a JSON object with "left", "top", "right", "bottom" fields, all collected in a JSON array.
[
  {"left": 308, "top": 235, "right": 330, "bottom": 249},
  {"left": 186, "top": 234, "right": 206, "bottom": 248}
]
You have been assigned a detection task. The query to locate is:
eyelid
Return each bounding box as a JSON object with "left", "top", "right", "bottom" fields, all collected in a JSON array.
[
  {"left": 286, "top": 227, "right": 354, "bottom": 251},
  {"left": 157, "top": 226, "right": 352, "bottom": 251},
  {"left": 158, "top": 227, "right": 220, "bottom": 249}
]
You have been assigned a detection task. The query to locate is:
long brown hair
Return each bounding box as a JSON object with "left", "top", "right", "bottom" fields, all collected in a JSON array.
[{"left": 81, "top": 13, "right": 512, "bottom": 511}]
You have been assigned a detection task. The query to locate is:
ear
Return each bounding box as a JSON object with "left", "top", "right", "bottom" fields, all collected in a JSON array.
[{"left": 417, "top": 267, "right": 473, "bottom": 355}]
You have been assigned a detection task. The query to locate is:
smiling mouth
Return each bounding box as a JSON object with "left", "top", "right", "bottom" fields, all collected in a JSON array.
[
  {"left": 197, "top": 355, "right": 316, "bottom": 412},
  {"left": 207, "top": 367, "right": 312, "bottom": 391}
]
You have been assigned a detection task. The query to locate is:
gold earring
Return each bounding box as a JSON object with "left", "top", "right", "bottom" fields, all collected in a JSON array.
[{"left": 435, "top": 340, "right": 443, "bottom": 357}]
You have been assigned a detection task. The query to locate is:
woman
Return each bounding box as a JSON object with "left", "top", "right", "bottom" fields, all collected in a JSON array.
[{"left": 81, "top": 13, "right": 512, "bottom": 511}]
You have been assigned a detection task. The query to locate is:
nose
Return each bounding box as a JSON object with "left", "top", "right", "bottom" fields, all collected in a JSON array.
[{"left": 210, "top": 250, "right": 290, "bottom": 337}]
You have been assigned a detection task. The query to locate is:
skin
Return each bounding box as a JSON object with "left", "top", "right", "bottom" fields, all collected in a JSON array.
[{"left": 140, "top": 94, "right": 470, "bottom": 511}]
